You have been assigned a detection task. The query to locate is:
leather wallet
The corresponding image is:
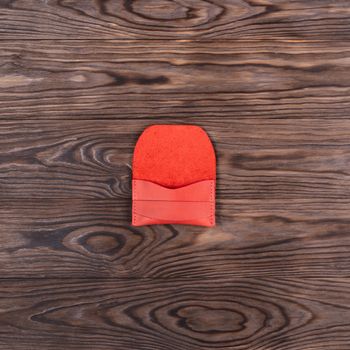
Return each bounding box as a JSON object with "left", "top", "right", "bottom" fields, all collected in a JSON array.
[{"left": 132, "top": 125, "right": 216, "bottom": 226}]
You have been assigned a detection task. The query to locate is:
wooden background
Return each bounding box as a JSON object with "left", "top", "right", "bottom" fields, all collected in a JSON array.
[{"left": 1, "top": 0, "right": 350, "bottom": 349}]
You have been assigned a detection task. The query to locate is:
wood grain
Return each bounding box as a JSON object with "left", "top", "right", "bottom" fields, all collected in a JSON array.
[
  {"left": 2, "top": 1, "right": 350, "bottom": 348},
  {"left": 1, "top": 0, "right": 350, "bottom": 40},
  {"left": 1, "top": 40, "right": 350, "bottom": 119},
  {"left": 1, "top": 198, "right": 350, "bottom": 278},
  {"left": 1, "top": 119, "right": 350, "bottom": 200},
  {"left": 0, "top": 278, "right": 349, "bottom": 349}
]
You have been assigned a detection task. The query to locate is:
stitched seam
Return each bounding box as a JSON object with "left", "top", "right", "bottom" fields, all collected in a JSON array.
[
  {"left": 132, "top": 180, "right": 136, "bottom": 225},
  {"left": 210, "top": 180, "right": 214, "bottom": 226},
  {"left": 134, "top": 211, "right": 212, "bottom": 223}
]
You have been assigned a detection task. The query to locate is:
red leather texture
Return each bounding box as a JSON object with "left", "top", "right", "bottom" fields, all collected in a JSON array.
[
  {"left": 132, "top": 125, "right": 216, "bottom": 227},
  {"left": 133, "top": 125, "right": 216, "bottom": 188},
  {"left": 132, "top": 179, "right": 215, "bottom": 227}
]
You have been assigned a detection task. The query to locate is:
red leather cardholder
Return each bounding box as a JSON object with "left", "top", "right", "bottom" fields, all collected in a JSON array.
[{"left": 132, "top": 125, "right": 216, "bottom": 227}]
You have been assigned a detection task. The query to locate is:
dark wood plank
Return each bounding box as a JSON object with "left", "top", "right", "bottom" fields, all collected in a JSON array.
[
  {"left": 1, "top": 0, "right": 350, "bottom": 40},
  {"left": 1, "top": 119, "right": 350, "bottom": 200},
  {"left": 1, "top": 198, "right": 350, "bottom": 278},
  {"left": 0, "top": 278, "right": 349, "bottom": 349},
  {"left": 1, "top": 40, "right": 350, "bottom": 119},
  {"left": 1, "top": 2, "right": 349, "bottom": 350}
]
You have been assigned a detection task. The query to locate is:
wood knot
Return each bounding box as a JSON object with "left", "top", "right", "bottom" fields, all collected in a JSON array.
[
  {"left": 176, "top": 305, "right": 245, "bottom": 333},
  {"left": 128, "top": 0, "right": 191, "bottom": 21},
  {"left": 62, "top": 225, "right": 144, "bottom": 263},
  {"left": 121, "top": 0, "right": 225, "bottom": 27},
  {"left": 84, "top": 233, "right": 122, "bottom": 255}
]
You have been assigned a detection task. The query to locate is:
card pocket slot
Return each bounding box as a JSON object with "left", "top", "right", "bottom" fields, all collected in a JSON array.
[{"left": 132, "top": 179, "right": 215, "bottom": 227}]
